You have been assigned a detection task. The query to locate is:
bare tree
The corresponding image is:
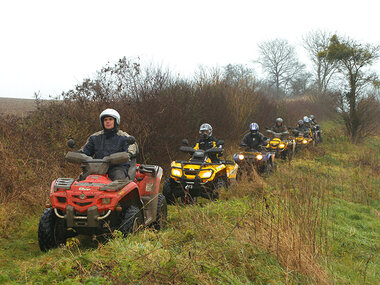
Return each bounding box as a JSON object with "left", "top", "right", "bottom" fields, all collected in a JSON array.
[
  {"left": 257, "top": 39, "right": 305, "bottom": 97},
  {"left": 223, "top": 63, "right": 256, "bottom": 88},
  {"left": 320, "top": 34, "right": 380, "bottom": 142},
  {"left": 303, "top": 30, "right": 338, "bottom": 95}
]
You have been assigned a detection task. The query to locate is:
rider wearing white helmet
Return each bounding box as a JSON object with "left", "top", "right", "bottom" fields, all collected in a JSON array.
[{"left": 80, "top": 108, "right": 138, "bottom": 180}]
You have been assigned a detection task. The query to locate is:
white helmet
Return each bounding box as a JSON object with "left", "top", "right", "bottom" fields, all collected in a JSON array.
[
  {"left": 303, "top": 116, "right": 310, "bottom": 123},
  {"left": 99, "top": 108, "right": 120, "bottom": 126},
  {"left": 199, "top": 123, "right": 213, "bottom": 138}
]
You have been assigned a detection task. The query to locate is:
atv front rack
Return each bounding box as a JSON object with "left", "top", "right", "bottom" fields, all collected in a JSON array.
[{"left": 54, "top": 178, "right": 75, "bottom": 191}]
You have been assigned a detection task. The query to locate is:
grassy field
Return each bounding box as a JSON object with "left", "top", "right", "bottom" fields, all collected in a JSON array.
[
  {"left": 0, "top": 122, "right": 379, "bottom": 284},
  {"left": 0, "top": 97, "right": 37, "bottom": 116}
]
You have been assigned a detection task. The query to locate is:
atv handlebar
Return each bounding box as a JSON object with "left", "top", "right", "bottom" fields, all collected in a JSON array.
[
  {"left": 65, "top": 151, "right": 130, "bottom": 165},
  {"left": 266, "top": 129, "right": 289, "bottom": 137}
]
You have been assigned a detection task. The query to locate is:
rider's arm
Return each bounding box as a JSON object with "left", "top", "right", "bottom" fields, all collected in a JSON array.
[
  {"left": 120, "top": 132, "right": 138, "bottom": 159},
  {"left": 240, "top": 134, "right": 249, "bottom": 146},
  {"left": 126, "top": 140, "right": 138, "bottom": 159},
  {"left": 80, "top": 135, "right": 95, "bottom": 156}
]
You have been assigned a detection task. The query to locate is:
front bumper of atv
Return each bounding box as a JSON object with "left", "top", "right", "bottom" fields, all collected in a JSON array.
[{"left": 54, "top": 205, "right": 111, "bottom": 228}]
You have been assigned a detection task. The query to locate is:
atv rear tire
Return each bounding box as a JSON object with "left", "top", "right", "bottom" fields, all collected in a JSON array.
[
  {"left": 152, "top": 194, "right": 167, "bottom": 230},
  {"left": 119, "top": 205, "right": 144, "bottom": 236},
  {"left": 163, "top": 177, "right": 177, "bottom": 205},
  {"left": 38, "top": 208, "right": 67, "bottom": 251}
]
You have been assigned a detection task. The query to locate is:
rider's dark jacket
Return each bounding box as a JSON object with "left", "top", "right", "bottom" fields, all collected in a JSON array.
[
  {"left": 80, "top": 129, "right": 138, "bottom": 171},
  {"left": 240, "top": 132, "right": 267, "bottom": 150},
  {"left": 293, "top": 125, "right": 310, "bottom": 136},
  {"left": 271, "top": 124, "right": 288, "bottom": 133},
  {"left": 193, "top": 136, "right": 221, "bottom": 162}
]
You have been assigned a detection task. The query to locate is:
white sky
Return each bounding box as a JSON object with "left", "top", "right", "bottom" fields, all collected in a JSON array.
[{"left": 0, "top": 0, "right": 379, "bottom": 99}]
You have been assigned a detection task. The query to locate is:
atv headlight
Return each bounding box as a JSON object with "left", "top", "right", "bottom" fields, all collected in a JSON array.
[
  {"left": 102, "top": 198, "right": 111, "bottom": 204},
  {"left": 302, "top": 139, "right": 308, "bottom": 144},
  {"left": 279, "top": 143, "right": 285, "bottom": 149},
  {"left": 171, "top": 168, "right": 182, "bottom": 177},
  {"left": 238, "top": 154, "right": 245, "bottom": 160},
  {"left": 256, "top": 154, "right": 263, "bottom": 160},
  {"left": 199, "top": 170, "right": 213, "bottom": 179}
]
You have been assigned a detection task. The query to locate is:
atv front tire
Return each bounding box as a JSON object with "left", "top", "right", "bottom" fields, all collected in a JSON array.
[
  {"left": 152, "top": 193, "right": 167, "bottom": 230},
  {"left": 163, "top": 177, "right": 177, "bottom": 205},
  {"left": 119, "top": 205, "right": 144, "bottom": 236},
  {"left": 38, "top": 208, "right": 67, "bottom": 251}
]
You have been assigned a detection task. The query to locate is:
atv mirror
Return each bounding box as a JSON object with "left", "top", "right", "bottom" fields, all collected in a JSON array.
[
  {"left": 182, "top": 139, "right": 189, "bottom": 146},
  {"left": 217, "top": 140, "right": 224, "bottom": 146},
  {"left": 67, "top": 139, "right": 76, "bottom": 149},
  {"left": 126, "top": 136, "right": 136, "bottom": 144}
]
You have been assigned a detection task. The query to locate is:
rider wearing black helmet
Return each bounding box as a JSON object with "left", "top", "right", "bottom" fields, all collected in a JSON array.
[
  {"left": 193, "top": 123, "right": 222, "bottom": 162},
  {"left": 80, "top": 108, "right": 138, "bottom": 180}
]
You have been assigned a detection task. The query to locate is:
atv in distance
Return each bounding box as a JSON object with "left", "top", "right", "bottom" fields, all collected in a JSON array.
[
  {"left": 291, "top": 129, "right": 314, "bottom": 152},
  {"left": 38, "top": 138, "right": 167, "bottom": 251},
  {"left": 163, "top": 139, "right": 238, "bottom": 204},
  {"left": 311, "top": 124, "right": 323, "bottom": 144},
  {"left": 233, "top": 145, "right": 276, "bottom": 177},
  {"left": 265, "top": 129, "right": 295, "bottom": 161}
]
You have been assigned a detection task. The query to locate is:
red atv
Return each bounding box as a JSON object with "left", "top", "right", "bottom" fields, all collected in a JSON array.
[{"left": 38, "top": 138, "right": 167, "bottom": 251}]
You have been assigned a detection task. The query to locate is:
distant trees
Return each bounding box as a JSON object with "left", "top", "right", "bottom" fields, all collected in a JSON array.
[
  {"left": 319, "top": 34, "right": 380, "bottom": 142},
  {"left": 257, "top": 39, "right": 306, "bottom": 97},
  {"left": 303, "top": 30, "right": 338, "bottom": 95}
]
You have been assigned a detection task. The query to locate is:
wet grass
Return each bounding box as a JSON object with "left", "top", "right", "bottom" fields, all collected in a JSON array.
[{"left": 0, "top": 121, "right": 379, "bottom": 284}]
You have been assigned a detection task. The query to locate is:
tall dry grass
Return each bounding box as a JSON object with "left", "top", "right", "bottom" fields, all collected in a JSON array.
[{"left": 0, "top": 59, "right": 335, "bottom": 235}]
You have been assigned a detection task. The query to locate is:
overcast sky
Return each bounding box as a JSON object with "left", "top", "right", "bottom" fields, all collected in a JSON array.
[{"left": 0, "top": 0, "right": 379, "bottom": 99}]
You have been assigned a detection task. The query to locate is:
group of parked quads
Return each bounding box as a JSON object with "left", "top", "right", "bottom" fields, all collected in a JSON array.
[{"left": 38, "top": 126, "right": 321, "bottom": 251}]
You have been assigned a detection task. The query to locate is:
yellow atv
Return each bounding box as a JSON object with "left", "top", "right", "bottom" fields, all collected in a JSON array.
[
  {"left": 163, "top": 139, "right": 239, "bottom": 204},
  {"left": 292, "top": 128, "right": 314, "bottom": 151},
  {"left": 233, "top": 147, "right": 276, "bottom": 177},
  {"left": 265, "top": 129, "right": 295, "bottom": 160}
]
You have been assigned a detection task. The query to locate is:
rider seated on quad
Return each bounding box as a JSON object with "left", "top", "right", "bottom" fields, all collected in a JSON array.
[
  {"left": 79, "top": 108, "right": 138, "bottom": 181},
  {"left": 293, "top": 119, "right": 309, "bottom": 136},
  {"left": 240, "top": 122, "right": 267, "bottom": 151},
  {"left": 309, "top": 115, "right": 317, "bottom": 126},
  {"left": 193, "top": 123, "right": 223, "bottom": 163},
  {"left": 270, "top": 117, "right": 289, "bottom": 138}
]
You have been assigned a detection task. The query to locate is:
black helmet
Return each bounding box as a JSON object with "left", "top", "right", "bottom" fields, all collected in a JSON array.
[
  {"left": 199, "top": 123, "right": 213, "bottom": 139},
  {"left": 276, "top": 117, "right": 283, "bottom": 127}
]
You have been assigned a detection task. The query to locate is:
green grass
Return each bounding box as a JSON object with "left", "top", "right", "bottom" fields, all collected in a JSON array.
[
  {"left": 325, "top": 199, "right": 380, "bottom": 284},
  {"left": 0, "top": 121, "right": 379, "bottom": 284}
]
